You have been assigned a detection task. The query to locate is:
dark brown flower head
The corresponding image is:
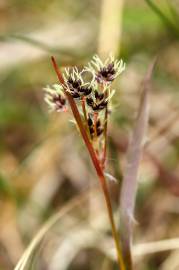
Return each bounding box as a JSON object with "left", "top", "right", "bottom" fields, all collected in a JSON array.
[
  {"left": 87, "top": 116, "right": 104, "bottom": 138},
  {"left": 96, "top": 63, "right": 116, "bottom": 83},
  {"left": 86, "top": 90, "right": 108, "bottom": 111},
  {"left": 79, "top": 86, "right": 92, "bottom": 96},
  {"left": 65, "top": 68, "right": 92, "bottom": 99},
  {"left": 87, "top": 116, "right": 93, "bottom": 127},
  {"left": 52, "top": 95, "right": 66, "bottom": 111},
  {"left": 86, "top": 54, "right": 125, "bottom": 84},
  {"left": 44, "top": 85, "right": 67, "bottom": 112},
  {"left": 44, "top": 54, "right": 125, "bottom": 115},
  {"left": 66, "top": 76, "right": 82, "bottom": 99}
]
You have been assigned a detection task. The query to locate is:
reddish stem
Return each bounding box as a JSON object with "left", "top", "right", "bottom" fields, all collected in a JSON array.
[
  {"left": 82, "top": 96, "right": 87, "bottom": 122},
  {"left": 51, "top": 57, "right": 102, "bottom": 178},
  {"left": 94, "top": 112, "right": 98, "bottom": 139}
]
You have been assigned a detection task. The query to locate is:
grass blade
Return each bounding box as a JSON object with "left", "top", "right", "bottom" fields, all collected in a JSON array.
[
  {"left": 119, "top": 59, "right": 156, "bottom": 269},
  {"left": 144, "top": 0, "right": 179, "bottom": 38}
]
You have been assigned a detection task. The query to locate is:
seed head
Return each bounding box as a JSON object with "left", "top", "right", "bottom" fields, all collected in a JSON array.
[
  {"left": 87, "top": 115, "right": 104, "bottom": 139},
  {"left": 44, "top": 84, "right": 67, "bottom": 112},
  {"left": 86, "top": 54, "right": 125, "bottom": 84},
  {"left": 86, "top": 89, "right": 108, "bottom": 111},
  {"left": 64, "top": 67, "right": 92, "bottom": 99}
]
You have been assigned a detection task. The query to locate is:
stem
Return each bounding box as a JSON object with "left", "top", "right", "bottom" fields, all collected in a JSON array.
[
  {"left": 93, "top": 112, "right": 100, "bottom": 158},
  {"left": 101, "top": 84, "right": 108, "bottom": 170},
  {"left": 81, "top": 96, "right": 88, "bottom": 123},
  {"left": 81, "top": 96, "right": 90, "bottom": 138},
  {"left": 100, "top": 173, "right": 126, "bottom": 270},
  {"left": 94, "top": 112, "right": 98, "bottom": 139},
  {"left": 102, "top": 105, "right": 108, "bottom": 169},
  {"left": 51, "top": 56, "right": 126, "bottom": 270}
]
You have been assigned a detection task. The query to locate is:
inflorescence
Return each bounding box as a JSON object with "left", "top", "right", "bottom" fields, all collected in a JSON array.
[{"left": 44, "top": 54, "right": 125, "bottom": 159}]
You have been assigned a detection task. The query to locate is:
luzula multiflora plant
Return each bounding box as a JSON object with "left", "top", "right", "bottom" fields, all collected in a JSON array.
[{"left": 44, "top": 55, "right": 126, "bottom": 270}]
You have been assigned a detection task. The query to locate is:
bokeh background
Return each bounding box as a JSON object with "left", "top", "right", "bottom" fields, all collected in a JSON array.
[{"left": 0, "top": 0, "right": 179, "bottom": 269}]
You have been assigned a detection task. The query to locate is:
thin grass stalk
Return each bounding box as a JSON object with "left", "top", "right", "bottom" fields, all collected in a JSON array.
[{"left": 51, "top": 56, "right": 126, "bottom": 270}]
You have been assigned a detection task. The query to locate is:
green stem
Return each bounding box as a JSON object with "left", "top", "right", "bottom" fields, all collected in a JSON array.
[{"left": 51, "top": 56, "right": 126, "bottom": 270}]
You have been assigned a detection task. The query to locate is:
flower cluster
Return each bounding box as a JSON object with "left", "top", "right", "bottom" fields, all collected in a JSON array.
[
  {"left": 64, "top": 68, "right": 92, "bottom": 99},
  {"left": 86, "top": 90, "right": 108, "bottom": 111},
  {"left": 44, "top": 54, "right": 125, "bottom": 145},
  {"left": 86, "top": 54, "right": 125, "bottom": 84}
]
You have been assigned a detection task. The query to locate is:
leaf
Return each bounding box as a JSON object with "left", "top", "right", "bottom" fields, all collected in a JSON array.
[
  {"left": 14, "top": 190, "right": 92, "bottom": 270},
  {"left": 119, "top": 58, "right": 156, "bottom": 269},
  {"left": 144, "top": 0, "right": 179, "bottom": 38}
]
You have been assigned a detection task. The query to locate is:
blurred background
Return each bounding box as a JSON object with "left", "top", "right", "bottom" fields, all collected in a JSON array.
[{"left": 0, "top": 0, "right": 179, "bottom": 269}]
